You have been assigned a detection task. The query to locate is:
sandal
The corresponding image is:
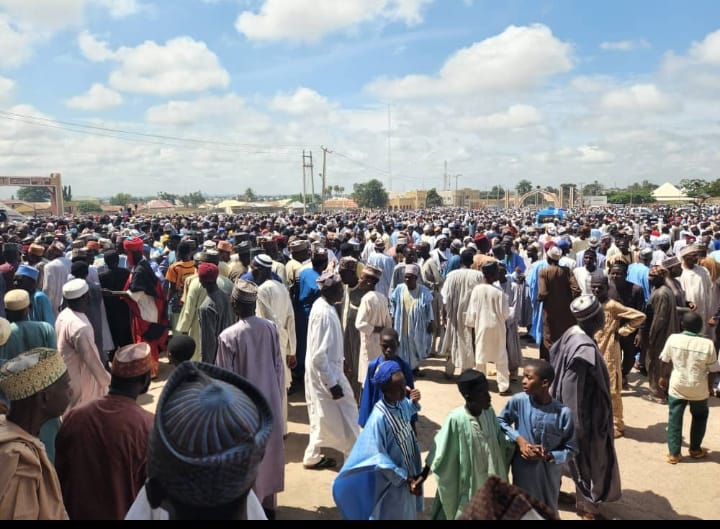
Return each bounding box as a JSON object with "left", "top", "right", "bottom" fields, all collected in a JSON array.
[
  {"left": 304, "top": 456, "right": 337, "bottom": 470},
  {"left": 689, "top": 448, "right": 708, "bottom": 459},
  {"left": 666, "top": 453, "right": 681, "bottom": 464}
]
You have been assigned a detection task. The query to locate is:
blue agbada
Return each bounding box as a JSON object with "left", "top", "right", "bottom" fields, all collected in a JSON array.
[
  {"left": 527, "top": 260, "right": 548, "bottom": 345},
  {"left": 333, "top": 397, "right": 423, "bottom": 520},
  {"left": 359, "top": 356, "right": 416, "bottom": 427},
  {"left": 389, "top": 283, "right": 434, "bottom": 370}
]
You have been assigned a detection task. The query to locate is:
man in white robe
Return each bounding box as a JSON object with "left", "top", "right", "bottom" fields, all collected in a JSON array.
[
  {"left": 42, "top": 241, "right": 72, "bottom": 317},
  {"left": 440, "top": 250, "right": 484, "bottom": 378},
  {"left": 355, "top": 265, "right": 392, "bottom": 388},
  {"left": 679, "top": 243, "right": 714, "bottom": 336},
  {"left": 466, "top": 261, "right": 511, "bottom": 395},
  {"left": 303, "top": 271, "right": 360, "bottom": 470},
  {"left": 256, "top": 267, "right": 297, "bottom": 436}
]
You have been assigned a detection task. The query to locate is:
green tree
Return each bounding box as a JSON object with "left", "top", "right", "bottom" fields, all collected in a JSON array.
[
  {"left": 607, "top": 190, "right": 656, "bottom": 205},
  {"left": 582, "top": 180, "right": 604, "bottom": 196},
  {"left": 334, "top": 185, "right": 344, "bottom": 197},
  {"left": 62, "top": 185, "right": 72, "bottom": 202},
  {"left": 352, "top": 179, "right": 389, "bottom": 209},
  {"left": 17, "top": 186, "right": 51, "bottom": 202},
  {"left": 243, "top": 188, "right": 256, "bottom": 201},
  {"left": 679, "top": 178, "right": 710, "bottom": 212},
  {"left": 76, "top": 200, "right": 101, "bottom": 214},
  {"left": 180, "top": 191, "right": 204, "bottom": 208},
  {"left": 157, "top": 192, "right": 178, "bottom": 204},
  {"left": 289, "top": 193, "right": 321, "bottom": 205},
  {"left": 110, "top": 193, "right": 133, "bottom": 206},
  {"left": 425, "top": 188, "right": 443, "bottom": 207},
  {"left": 516, "top": 179, "right": 533, "bottom": 195}
]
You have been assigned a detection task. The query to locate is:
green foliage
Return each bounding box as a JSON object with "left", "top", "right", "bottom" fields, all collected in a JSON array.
[
  {"left": 180, "top": 191, "right": 204, "bottom": 208},
  {"left": 352, "top": 179, "right": 389, "bottom": 209},
  {"left": 480, "top": 185, "right": 506, "bottom": 200},
  {"left": 289, "top": 193, "right": 321, "bottom": 205},
  {"left": 679, "top": 178, "right": 710, "bottom": 198},
  {"left": 76, "top": 200, "right": 101, "bottom": 214},
  {"left": 157, "top": 192, "right": 178, "bottom": 203},
  {"left": 62, "top": 185, "right": 72, "bottom": 202},
  {"left": 242, "top": 188, "right": 256, "bottom": 201},
  {"left": 425, "top": 188, "right": 443, "bottom": 207},
  {"left": 516, "top": 179, "right": 533, "bottom": 195},
  {"left": 17, "top": 186, "right": 51, "bottom": 202},
  {"left": 110, "top": 193, "right": 133, "bottom": 206},
  {"left": 582, "top": 180, "right": 604, "bottom": 196},
  {"left": 606, "top": 190, "right": 655, "bottom": 204}
]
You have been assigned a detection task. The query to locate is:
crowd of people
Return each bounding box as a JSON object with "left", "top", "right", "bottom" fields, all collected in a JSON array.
[{"left": 0, "top": 203, "right": 718, "bottom": 520}]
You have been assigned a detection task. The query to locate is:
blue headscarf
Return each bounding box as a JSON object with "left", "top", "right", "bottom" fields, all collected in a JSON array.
[{"left": 372, "top": 360, "right": 401, "bottom": 387}]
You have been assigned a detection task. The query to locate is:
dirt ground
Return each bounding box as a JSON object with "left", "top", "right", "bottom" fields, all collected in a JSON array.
[{"left": 140, "top": 339, "right": 720, "bottom": 520}]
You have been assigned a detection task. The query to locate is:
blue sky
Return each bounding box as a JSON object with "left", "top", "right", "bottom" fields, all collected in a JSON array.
[{"left": 0, "top": 0, "right": 718, "bottom": 198}]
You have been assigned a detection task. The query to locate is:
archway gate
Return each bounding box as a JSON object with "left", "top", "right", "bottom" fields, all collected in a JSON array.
[{"left": 0, "top": 173, "right": 63, "bottom": 216}]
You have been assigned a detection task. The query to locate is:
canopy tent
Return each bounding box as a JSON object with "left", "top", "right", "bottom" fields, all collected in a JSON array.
[{"left": 652, "top": 183, "right": 689, "bottom": 203}]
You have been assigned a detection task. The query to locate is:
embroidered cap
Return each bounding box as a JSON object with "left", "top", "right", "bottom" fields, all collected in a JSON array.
[
  {"left": 0, "top": 348, "right": 67, "bottom": 401},
  {"left": 111, "top": 342, "right": 152, "bottom": 378}
]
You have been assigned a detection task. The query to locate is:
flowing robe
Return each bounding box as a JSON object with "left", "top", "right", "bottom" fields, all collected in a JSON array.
[
  {"left": 440, "top": 268, "right": 484, "bottom": 374},
  {"left": 355, "top": 291, "right": 392, "bottom": 385},
  {"left": 390, "top": 283, "right": 434, "bottom": 370}
]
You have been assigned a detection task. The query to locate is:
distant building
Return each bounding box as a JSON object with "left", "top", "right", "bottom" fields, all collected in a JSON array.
[
  {"left": 439, "top": 188, "right": 483, "bottom": 208},
  {"left": 388, "top": 190, "right": 427, "bottom": 210},
  {"left": 323, "top": 197, "right": 359, "bottom": 210},
  {"left": 652, "top": 182, "right": 689, "bottom": 203}
]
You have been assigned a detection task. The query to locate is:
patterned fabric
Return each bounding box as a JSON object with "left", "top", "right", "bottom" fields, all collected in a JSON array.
[{"left": 0, "top": 348, "right": 66, "bottom": 400}]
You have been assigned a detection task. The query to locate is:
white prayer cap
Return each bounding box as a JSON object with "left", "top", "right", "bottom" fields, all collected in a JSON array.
[
  {"left": 253, "top": 254, "right": 273, "bottom": 269},
  {"left": 62, "top": 278, "right": 89, "bottom": 300}
]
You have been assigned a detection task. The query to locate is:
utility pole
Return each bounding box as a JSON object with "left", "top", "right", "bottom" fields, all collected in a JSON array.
[
  {"left": 387, "top": 104, "right": 392, "bottom": 192},
  {"left": 454, "top": 174, "right": 461, "bottom": 206},
  {"left": 444, "top": 160, "right": 447, "bottom": 191},
  {"left": 321, "top": 145, "right": 332, "bottom": 214},
  {"left": 302, "top": 150, "right": 314, "bottom": 214}
]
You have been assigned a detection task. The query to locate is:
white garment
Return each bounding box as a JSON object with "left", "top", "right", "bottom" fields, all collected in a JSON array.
[
  {"left": 354, "top": 290, "right": 392, "bottom": 385},
  {"left": 559, "top": 256, "right": 576, "bottom": 271},
  {"left": 680, "top": 265, "right": 714, "bottom": 335},
  {"left": 303, "top": 296, "right": 360, "bottom": 467},
  {"left": 465, "top": 283, "right": 510, "bottom": 392},
  {"left": 440, "top": 268, "right": 484, "bottom": 374},
  {"left": 42, "top": 256, "right": 72, "bottom": 317},
  {"left": 125, "top": 485, "right": 267, "bottom": 520},
  {"left": 573, "top": 266, "right": 604, "bottom": 296},
  {"left": 257, "top": 279, "right": 296, "bottom": 435}
]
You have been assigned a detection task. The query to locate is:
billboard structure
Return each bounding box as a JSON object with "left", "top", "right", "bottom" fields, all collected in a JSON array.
[{"left": 0, "top": 173, "right": 63, "bottom": 216}]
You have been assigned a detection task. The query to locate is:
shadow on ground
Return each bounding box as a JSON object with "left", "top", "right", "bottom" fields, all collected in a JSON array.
[{"left": 277, "top": 505, "right": 341, "bottom": 520}]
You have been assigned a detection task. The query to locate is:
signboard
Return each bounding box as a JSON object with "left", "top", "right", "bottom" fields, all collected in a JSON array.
[
  {"left": 582, "top": 195, "right": 607, "bottom": 207},
  {"left": 0, "top": 176, "right": 51, "bottom": 186}
]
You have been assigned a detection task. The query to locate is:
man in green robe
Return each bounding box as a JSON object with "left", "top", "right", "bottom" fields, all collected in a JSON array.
[{"left": 414, "top": 370, "right": 515, "bottom": 519}]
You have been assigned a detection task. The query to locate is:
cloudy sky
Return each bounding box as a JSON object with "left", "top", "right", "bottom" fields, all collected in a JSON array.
[{"left": 0, "top": 0, "right": 718, "bottom": 199}]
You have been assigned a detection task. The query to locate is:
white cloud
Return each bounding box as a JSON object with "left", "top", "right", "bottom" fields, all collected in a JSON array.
[
  {"left": 107, "top": 37, "right": 230, "bottom": 95},
  {"left": 0, "top": 0, "right": 142, "bottom": 31},
  {"left": 0, "top": 14, "right": 34, "bottom": 68},
  {"left": 77, "top": 31, "right": 116, "bottom": 62},
  {"left": 457, "top": 104, "right": 542, "bottom": 130},
  {"left": 599, "top": 39, "right": 650, "bottom": 51},
  {"left": 575, "top": 145, "right": 615, "bottom": 163},
  {"left": 66, "top": 83, "right": 123, "bottom": 111},
  {"left": 270, "top": 87, "right": 334, "bottom": 115},
  {"left": 236, "top": 0, "right": 432, "bottom": 43},
  {"left": 145, "top": 94, "right": 249, "bottom": 126},
  {"left": 0, "top": 76, "right": 14, "bottom": 101},
  {"left": 600, "top": 84, "right": 677, "bottom": 113},
  {"left": 367, "top": 24, "right": 573, "bottom": 98},
  {"left": 688, "top": 29, "right": 720, "bottom": 65}
]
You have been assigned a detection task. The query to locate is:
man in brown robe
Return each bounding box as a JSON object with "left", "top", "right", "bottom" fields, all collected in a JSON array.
[
  {"left": 639, "top": 266, "right": 680, "bottom": 403},
  {"left": 54, "top": 343, "right": 154, "bottom": 520},
  {"left": 537, "top": 246, "right": 581, "bottom": 361}
]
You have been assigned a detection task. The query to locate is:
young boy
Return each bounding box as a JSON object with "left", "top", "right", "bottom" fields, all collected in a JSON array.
[
  {"left": 166, "top": 335, "right": 196, "bottom": 366},
  {"left": 417, "top": 369, "right": 515, "bottom": 520},
  {"left": 332, "top": 361, "right": 424, "bottom": 520},
  {"left": 358, "top": 328, "right": 416, "bottom": 431},
  {"left": 660, "top": 311, "right": 719, "bottom": 464},
  {"left": 497, "top": 359, "right": 577, "bottom": 515}
]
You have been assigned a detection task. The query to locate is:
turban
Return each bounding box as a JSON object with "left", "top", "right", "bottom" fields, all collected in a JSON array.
[
  {"left": 0, "top": 348, "right": 67, "bottom": 401},
  {"left": 372, "top": 360, "right": 402, "bottom": 387},
  {"left": 339, "top": 256, "right": 358, "bottom": 272},
  {"left": 316, "top": 270, "right": 341, "bottom": 289},
  {"left": 231, "top": 279, "right": 258, "bottom": 305},
  {"left": 457, "top": 369, "right": 488, "bottom": 397},
  {"left": 404, "top": 264, "right": 420, "bottom": 277},
  {"left": 5, "top": 289, "right": 30, "bottom": 311},
  {"left": 124, "top": 237, "right": 144, "bottom": 254},
  {"left": 111, "top": 343, "right": 152, "bottom": 378},
  {"left": 253, "top": 254, "right": 273, "bottom": 269},
  {"left": 147, "top": 361, "right": 273, "bottom": 508},
  {"left": 570, "top": 295, "right": 602, "bottom": 322},
  {"left": 62, "top": 278, "right": 89, "bottom": 300},
  {"left": 15, "top": 264, "right": 39, "bottom": 281},
  {"left": 198, "top": 262, "right": 219, "bottom": 284}
]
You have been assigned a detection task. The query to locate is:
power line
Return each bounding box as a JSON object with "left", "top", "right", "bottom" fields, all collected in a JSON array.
[{"left": 0, "top": 109, "right": 307, "bottom": 150}]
